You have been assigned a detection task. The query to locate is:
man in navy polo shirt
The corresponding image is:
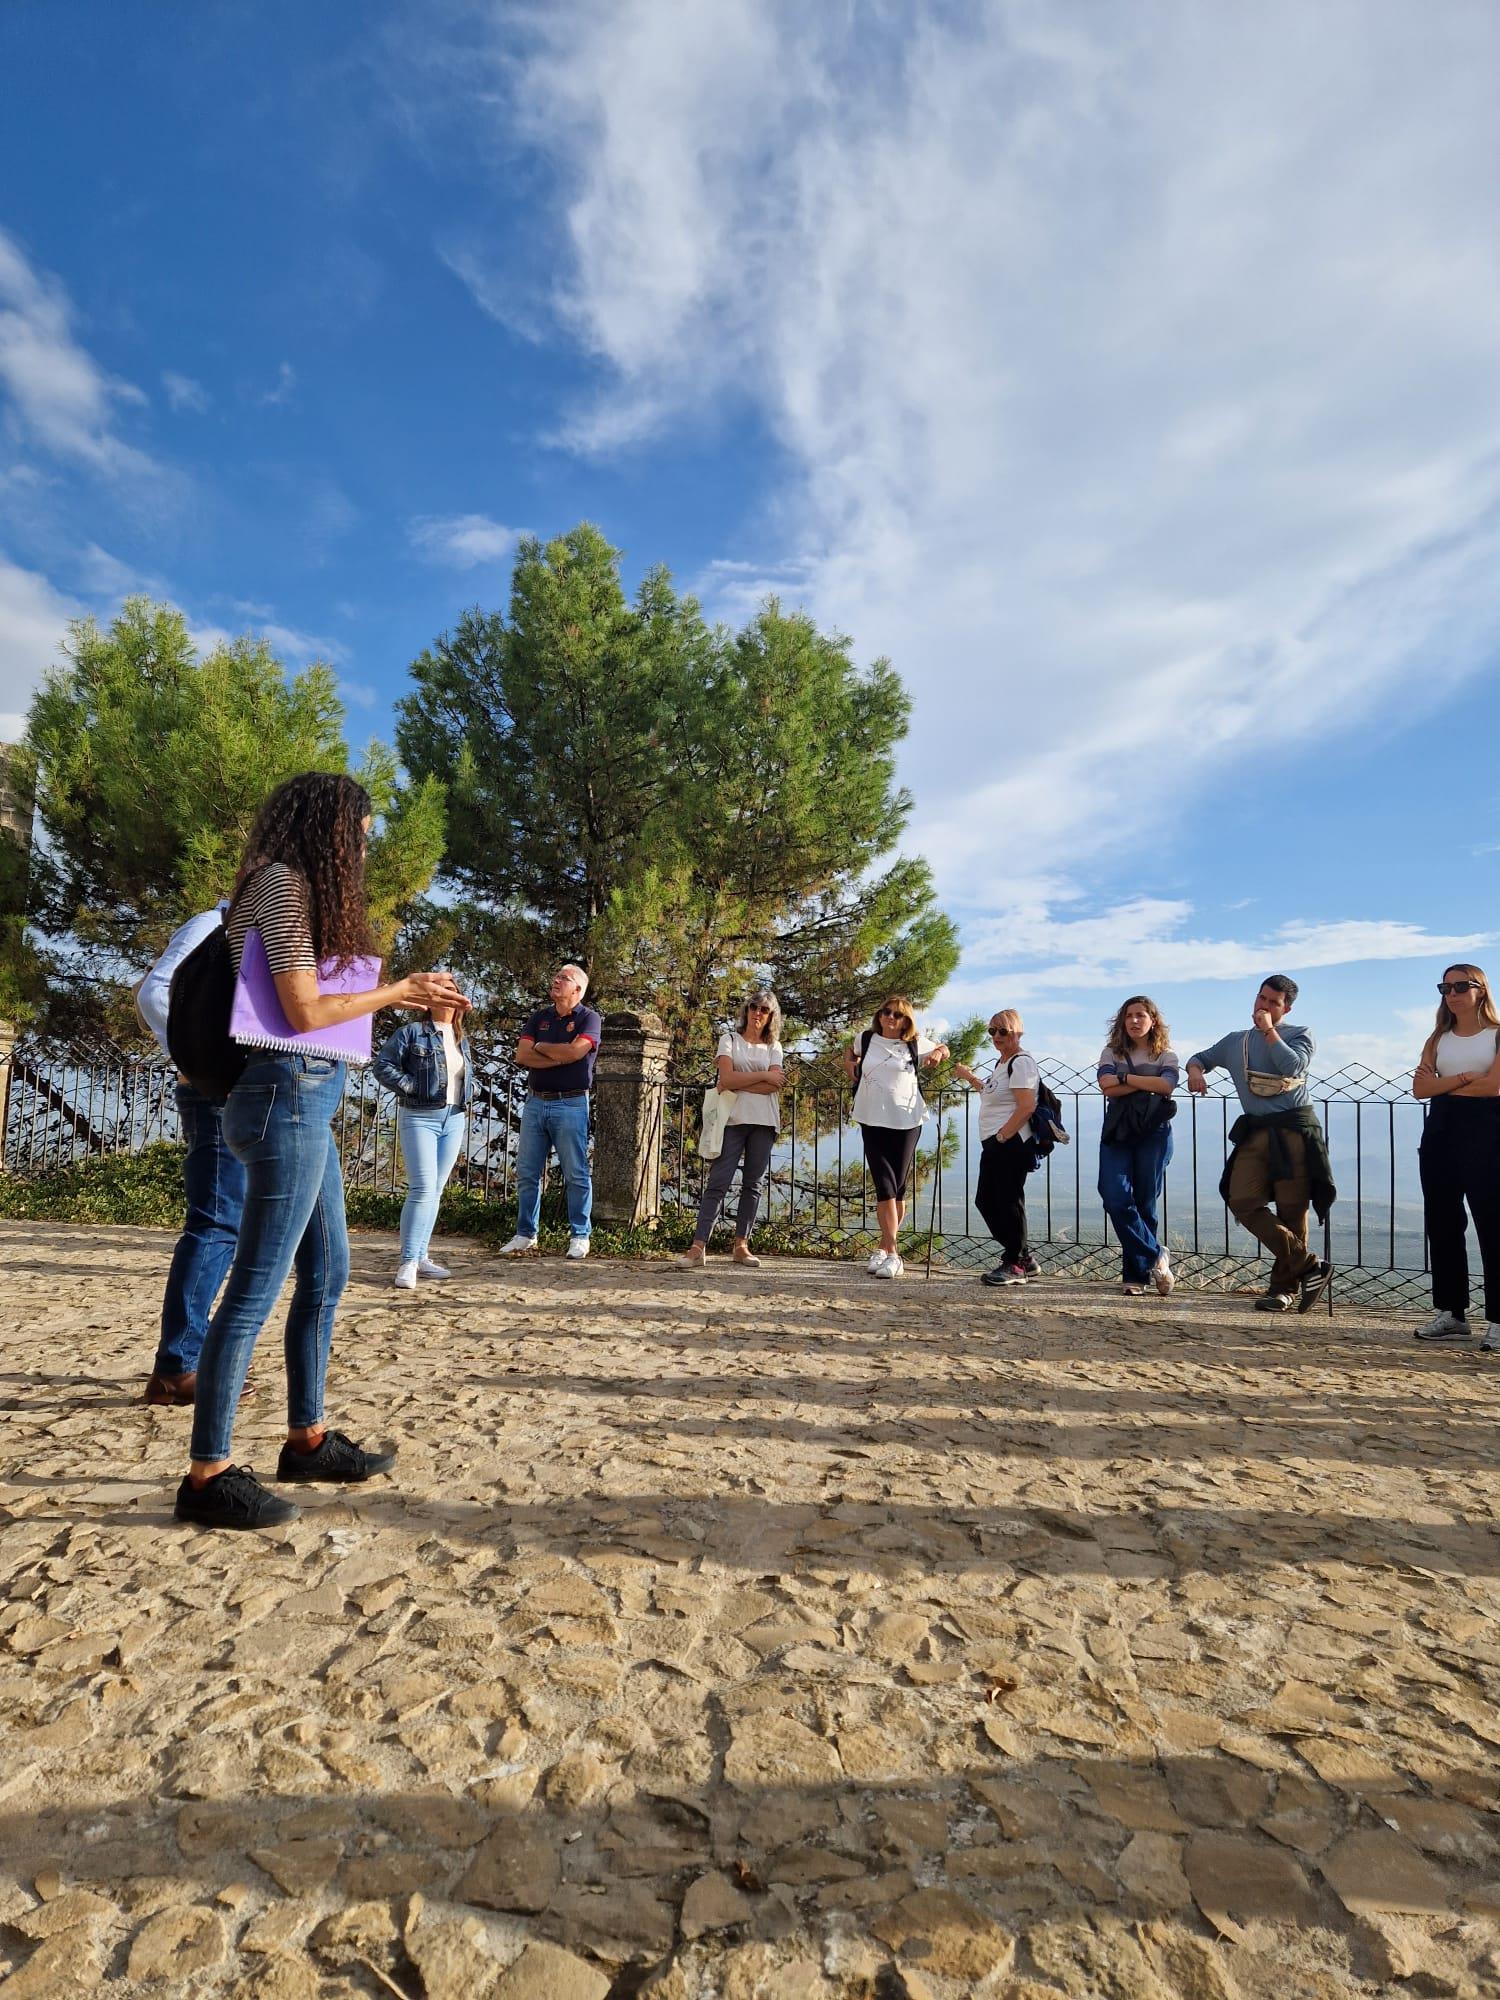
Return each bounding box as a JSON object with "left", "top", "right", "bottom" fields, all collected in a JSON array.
[{"left": 499, "top": 962, "right": 603, "bottom": 1259}]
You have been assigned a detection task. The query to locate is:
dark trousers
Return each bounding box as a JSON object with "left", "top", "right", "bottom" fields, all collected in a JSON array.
[
  {"left": 1099, "top": 1124, "right": 1173, "bottom": 1284},
  {"left": 153, "top": 1083, "right": 246, "bottom": 1379},
  {"left": 1420, "top": 1101, "right": 1500, "bottom": 1323},
  {"left": 975, "top": 1133, "right": 1031, "bottom": 1263},
  {"left": 695, "top": 1123, "right": 776, "bottom": 1243}
]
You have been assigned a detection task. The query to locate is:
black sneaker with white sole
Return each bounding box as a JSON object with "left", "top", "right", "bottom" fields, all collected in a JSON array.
[
  {"left": 275, "top": 1430, "right": 397, "bottom": 1484},
  {"left": 175, "top": 1465, "right": 301, "bottom": 1530},
  {"left": 1297, "top": 1261, "right": 1334, "bottom": 1314}
]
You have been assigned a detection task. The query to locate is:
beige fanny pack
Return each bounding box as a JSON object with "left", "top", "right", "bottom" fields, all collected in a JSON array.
[{"left": 1243, "top": 1033, "right": 1299, "bottom": 1098}]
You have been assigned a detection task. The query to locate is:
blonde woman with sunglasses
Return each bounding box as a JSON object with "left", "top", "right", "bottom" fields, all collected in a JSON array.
[
  {"left": 1412, "top": 964, "right": 1500, "bottom": 1346},
  {"left": 843, "top": 996, "right": 949, "bottom": 1279}
]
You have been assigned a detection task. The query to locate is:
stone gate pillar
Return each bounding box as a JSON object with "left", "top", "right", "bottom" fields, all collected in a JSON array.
[{"left": 591, "top": 1009, "right": 670, "bottom": 1227}]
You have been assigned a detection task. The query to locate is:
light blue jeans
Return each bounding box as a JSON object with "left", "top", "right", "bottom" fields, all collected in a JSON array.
[
  {"left": 516, "top": 1094, "right": 592, "bottom": 1239},
  {"left": 190, "top": 1055, "right": 348, "bottom": 1463},
  {"left": 398, "top": 1104, "right": 467, "bottom": 1263}
]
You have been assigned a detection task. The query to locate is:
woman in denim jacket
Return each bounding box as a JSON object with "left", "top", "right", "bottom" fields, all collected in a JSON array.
[{"left": 372, "top": 998, "right": 471, "bottom": 1289}]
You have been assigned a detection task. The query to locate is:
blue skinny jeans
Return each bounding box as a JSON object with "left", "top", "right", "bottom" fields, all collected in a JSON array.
[
  {"left": 515, "top": 1094, "right": 592, "bottom": 1239},
  {"left": 398, "top": 1103, "right": 467, "bottom": 1263},
  {"left": 1098, "top": 1125, "right": 1174, "bottom": 1285},
  {"left": 190, "top": 1055, "right": 348, "bottom": 1463},
  {"left": 153, "top": 1083, "right": 246, "bottom": 1378}
]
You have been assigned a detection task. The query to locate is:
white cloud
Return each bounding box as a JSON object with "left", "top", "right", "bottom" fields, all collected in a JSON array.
[
  {"left": 436, "top": 241, "right": 547, "bottom": 343},
  {"left": 161, "top": 369, "right": 211, "bottom": 414},
  {"left": 408, "top": 513, "right": 523, "bottom": 569},
  {"left": 480, "top": 0, "right": 1500, "bottom": 894},
  {"left": 0, "top": 555, "right": 81, "bottom": 743},
  {"left": 0, "top": 227, "right": 157, "bottom": 478},
  {"left": 260, "top": 361, "right": 297, "bottom": 407},
  {"left": 958, "top": 894, "right": 1494, "bottom": 996}
]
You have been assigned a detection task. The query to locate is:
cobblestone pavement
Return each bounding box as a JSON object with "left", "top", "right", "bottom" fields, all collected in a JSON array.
[{"left": 2, "top": 1218, "right": 1499, "bottom": 1999}]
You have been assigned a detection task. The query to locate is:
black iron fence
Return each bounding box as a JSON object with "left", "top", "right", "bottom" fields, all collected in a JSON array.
[{"left": 1, "top": 1040, "right": 1439, "bottom": 1308}]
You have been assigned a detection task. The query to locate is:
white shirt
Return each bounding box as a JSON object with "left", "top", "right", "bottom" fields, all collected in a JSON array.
[
  {"left": 716, "top": 1029, "right": 783, "bottom": 1129},
  {"left": 1434, "top": 1027, "right": 1500, "bottom": 1078},
  {"left": 851, "top": 1031, "right": 936, "bottom": 1130},
  {"left": 977, "top": 1051, "right": 1040, "bottom": 1142},
  {"left": 439, "top": 1022, "right": 466, "bottom": 1105}
]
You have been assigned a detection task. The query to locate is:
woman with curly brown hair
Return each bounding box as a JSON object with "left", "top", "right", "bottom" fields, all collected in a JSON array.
[
  {"left": 176, "top": 772, "right": 463, "bottom": 1531},
  {"left": 1097, "top": 995, "right": 1179, "bottom": 1296}
]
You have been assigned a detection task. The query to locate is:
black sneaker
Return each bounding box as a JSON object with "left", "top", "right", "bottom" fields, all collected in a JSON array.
[
  {"left": 175, "top": 1465, "right": 301, "bottom": 1531},
  {"left": 276, "top": 1430, "right": 397, "bottom": 1484},
  {"left": 980, "top": 1262, "right": 1029, "bottom": 1288},
  {"left": 1019, "top": 1253, "right": 1042, "bottom": 1278},
  {"left": 1297, "top": 1261, "right": 1334, "bottom": 1314}
]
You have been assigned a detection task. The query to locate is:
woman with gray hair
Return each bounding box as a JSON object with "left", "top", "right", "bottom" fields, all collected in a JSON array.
[{"left": 678, "top": 990, "right": 785, "bottom": 1269}]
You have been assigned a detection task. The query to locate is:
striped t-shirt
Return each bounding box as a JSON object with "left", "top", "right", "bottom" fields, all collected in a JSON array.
[
  {"left": 1097, "top": 1042, "right": 1180, "bottom": 1087},
  {"left": 228, "top": 863, "right": 318, "bottom": 976}
]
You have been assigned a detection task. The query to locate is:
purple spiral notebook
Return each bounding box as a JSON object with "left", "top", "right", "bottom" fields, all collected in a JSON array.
[{"left": 230, "top": 927, "right": 382, "bottom": 1066}]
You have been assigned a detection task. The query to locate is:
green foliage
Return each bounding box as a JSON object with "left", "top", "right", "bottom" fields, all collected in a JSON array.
[
  {"left": 398, "top": 523, "right": 962, "bottom": 1067},
  {"left": 18, "top": 598, "right": 446, "bottom": 1039},
  {"left": 0, "top": 1148, "right": 897, "bottom": 1263}
]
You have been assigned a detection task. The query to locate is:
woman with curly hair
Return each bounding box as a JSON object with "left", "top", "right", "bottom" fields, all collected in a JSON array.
[
  {"left": 176, "top": 772, "right": 463, "bottom": 1531},
  {"left": 1412, "top": 962, "right": 1500, "bottom": 1346},
  {"left": 1097, "top": 995, "right": 1179, "bottom": 1296}
]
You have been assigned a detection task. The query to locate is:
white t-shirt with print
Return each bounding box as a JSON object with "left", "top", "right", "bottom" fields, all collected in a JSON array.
[
  {"left": 716, "top": 1029, "right": 784, "bottom": 1129},
  {"left": 978, "top": 1051, "right": 1040, "bottom": 1142},
  {"left": 851, "top": 1031, "right": 936, "bottom": 1131}
]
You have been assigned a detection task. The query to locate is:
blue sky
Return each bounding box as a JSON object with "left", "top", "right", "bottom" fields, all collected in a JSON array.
[{"left": 2, "top": 0, "right": 1497, "bottom": 1074}]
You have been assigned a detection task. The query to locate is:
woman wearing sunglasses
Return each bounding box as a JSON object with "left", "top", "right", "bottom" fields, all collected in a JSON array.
[
  {"left": 1413, "top": 964, "right": 1500, "bottom": 1346},
  {"left": 844, "top": 996, "right": 950, "bottom": 1278},
  {"left": 679, "top": 989, "right": 785, "bottom": 1269}
]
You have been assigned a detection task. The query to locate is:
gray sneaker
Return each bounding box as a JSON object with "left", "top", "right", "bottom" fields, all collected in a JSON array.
[
  {"left": 1414, "top": 1310, "right": 1471, "bottom": 1342},
  {"left": 1254, "top": 1292, "right": 1295, "bottom": 1314}
]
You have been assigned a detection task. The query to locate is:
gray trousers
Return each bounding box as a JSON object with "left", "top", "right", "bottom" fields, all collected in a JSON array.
[{"left": 695, "top": 1123, "right": 776, "bottom": 1243}]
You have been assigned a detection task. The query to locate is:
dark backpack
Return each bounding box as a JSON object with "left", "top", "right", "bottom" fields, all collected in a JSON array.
[
  {"left": 166, "top": 917, "right": 247, "bottom": 1102},
  {"left": 1009, "top": 1057, "right": 1069, "bottom": 1163}
]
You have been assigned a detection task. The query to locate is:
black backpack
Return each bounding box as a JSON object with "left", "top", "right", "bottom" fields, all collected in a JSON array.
[
  {"left": 1009, "top": 1057, "right": 1069, "bottom": 1162},
  {"left": 166, "top": 917, "right": 247, "bottom": 1102}
]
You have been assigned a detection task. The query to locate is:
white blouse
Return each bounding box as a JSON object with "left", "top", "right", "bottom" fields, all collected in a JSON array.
[{"left": 851, "top": 1032, "right": 936, "bottom": 1131}]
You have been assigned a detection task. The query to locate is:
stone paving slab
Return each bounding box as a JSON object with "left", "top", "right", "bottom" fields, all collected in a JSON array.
[{"left": 1, "top": 1218, "right": 1498, "bottom": 1998}]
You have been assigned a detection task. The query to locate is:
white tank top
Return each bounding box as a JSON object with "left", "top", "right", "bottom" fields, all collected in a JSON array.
[{"left": 1434, "top": 1026, "right": 1499, "bottom": 1078}]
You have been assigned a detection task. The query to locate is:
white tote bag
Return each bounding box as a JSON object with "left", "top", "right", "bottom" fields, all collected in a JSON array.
[{"left": 698, "top": 1085, "right": 736, "bottom": 1160}]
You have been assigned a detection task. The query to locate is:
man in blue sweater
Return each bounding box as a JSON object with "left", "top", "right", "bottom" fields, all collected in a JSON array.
[{"left": 1187, "top": 974, "right": 1335, "bottom": 1314}]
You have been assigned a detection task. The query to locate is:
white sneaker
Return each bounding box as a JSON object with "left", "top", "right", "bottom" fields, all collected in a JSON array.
[
  {"left": 875, "top": 1254, "right": 904, "bottom": 1280},
  {"left": 1480, "top": 1324, "right": 1499, "bottom": 1351},
  {"left": 392, "top": 1260, "right": 418, "bottom": 1291},
  {"left": 498, "top": 1235, "right": 538, "bottom": 1257},
  {"left": 1153, "top": 1252, "right": 1174, "bottom": 1296},
  {"left": 417, "top": 1257, "right": 451, "bottom": 1280},
  {"left": 566, "top": 1237, "right": 591, "bottom": 1260},
  {"left": 1413, "top": 1310, "right": 1470, "bottom": 1342},
  {"left": 867, "top": 1249, "right": 890, "bottom": 1274}
]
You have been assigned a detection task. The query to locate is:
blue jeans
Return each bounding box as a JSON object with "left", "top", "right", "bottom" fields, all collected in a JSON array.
[
  {"left": 516, "top": 1094, "right": 592, "bottom": 1239},
  {"left": 153, "top": 1084, "right": 246, "bottom": 1378},
  {"left": 399, "top": 1104, "right": 467, "bottom": 1262},
  {"left": 190, "top": 1055, "right": 348, "bottom": 1463},
  {"left": 1099, "top": 1126, "right": 1174, "bottom": 1284}
]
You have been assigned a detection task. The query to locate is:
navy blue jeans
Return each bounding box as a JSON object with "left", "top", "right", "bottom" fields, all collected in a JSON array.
[
  {"left": 190, "top": 1055, "right": 348, "bottom": 1463},
  {"left": 153, "top": 1083, "right": 246, "bottom": 1379},
  {"left": 516, "top": 1095, "right": 592, "bottom": 1239},
  {"left": 1099, "top": 1125, "right": 1174, "bottom": 1284}
]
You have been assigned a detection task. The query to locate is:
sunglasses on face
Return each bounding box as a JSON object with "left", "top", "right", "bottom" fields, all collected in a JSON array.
[{"left": 1439, "top": 980, "right": 1483, "bottom": 996}]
